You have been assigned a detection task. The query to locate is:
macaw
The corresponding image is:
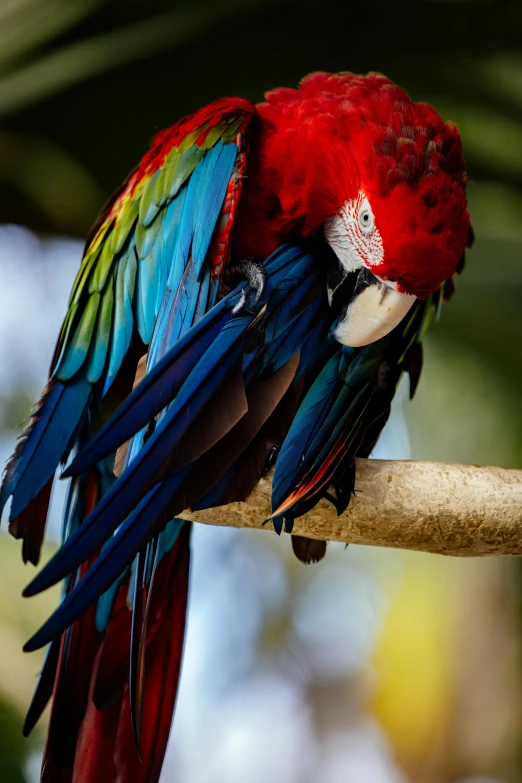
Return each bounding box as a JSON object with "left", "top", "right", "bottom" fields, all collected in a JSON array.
[{"left": 1, "top": 72, "right": 471, "bottom": 782}]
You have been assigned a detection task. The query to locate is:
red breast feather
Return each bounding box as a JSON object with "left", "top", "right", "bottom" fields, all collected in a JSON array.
[{"left": 235, "top": 72, "right": 470, "bottom": 297}]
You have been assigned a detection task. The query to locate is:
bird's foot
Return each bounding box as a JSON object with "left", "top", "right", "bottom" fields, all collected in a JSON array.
[
  {"left": 263, "top": 443, "right": 281, "bottom": 475},
  {"left": 229, "top": 258, "right": 266, "bottom": 314},
  {"left": 324, "top": 462, "right": 357, "bottom": 515}
]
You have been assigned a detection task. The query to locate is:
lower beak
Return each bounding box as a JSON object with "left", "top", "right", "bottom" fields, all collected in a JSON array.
[{"left": 328, "top": 266, "right": 416, "bottom": 348}]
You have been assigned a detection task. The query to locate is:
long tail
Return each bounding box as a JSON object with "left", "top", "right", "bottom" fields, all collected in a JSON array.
[
  {"left": 23, "top": 459, "right": 191, "bottom": 782},
  {"left": 71, "top": 522, "right": 191, "bottom": 783}
]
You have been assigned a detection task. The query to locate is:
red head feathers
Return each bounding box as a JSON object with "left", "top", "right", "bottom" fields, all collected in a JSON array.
[{"left": 235, "top": 71, "right": 470, "bottom": 299}]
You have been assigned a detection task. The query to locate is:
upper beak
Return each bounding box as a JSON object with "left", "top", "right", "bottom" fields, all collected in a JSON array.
[{"left": 327, "top": 264, "right": 416, "bottom": 348}]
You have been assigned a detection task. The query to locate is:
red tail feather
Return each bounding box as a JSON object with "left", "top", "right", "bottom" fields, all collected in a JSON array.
[
  {"left": 92, "top": 583, "right": 132, "bottom": 710},
  {"left": 115, "top": 525, "right": 191, "bottom": 782},
  {"left": 72, "top": 657, "right": 123, "bottom": 783},
  {"left": 9, "top": 477, "right": 53, "bottom": 566},
  {"left": 40, "top": 521, "right": 191, "bottom": 782},
  {"left": 42, "top": 568, "right": 101, "bottom": 776}
]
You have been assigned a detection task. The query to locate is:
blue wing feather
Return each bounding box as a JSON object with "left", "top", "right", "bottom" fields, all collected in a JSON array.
[
  {"left": 57, "top": 293, "right": 101, "bottom": 381},
  {"left": 271, "top": 350, "right": 368, "bottom": 512},
  {"left": 25, "top": 311, "right": 253, "bottom": 597},
  {"left": 87, "top": 276, "right": 114, "bottom": 383},
  {"left": 192, "top": 142, "right": 237, "bottom": 276},
  {"left": 24, "top": 482, "right": 188, "bottom": 652},
  {"left": 26, "top": 244, "right": 331, "bottom": 602},
  {"left": 65, "top": 292, "right": 241, "bottom": 477},
  {"left": 22, "top": 637, "right": 60, "bottom": 735},
  {"left": 2, "top": 377, "right": 91, "bottom": 519},
  {"left": 67, "top": 245, "right": 324, "bottom": 478},
  {"left": 272, "top": 352, "right": 344, "bottom": 506},
  {"left": 136, "top": 248, "right": 156, "bottom": 344},
  {"left": 259, "top": 299, "right": 326, "bottom": 376}
]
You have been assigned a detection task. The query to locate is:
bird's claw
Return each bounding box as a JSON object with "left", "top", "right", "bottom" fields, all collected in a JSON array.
[
  {"left": 232, "top": 289, "right": 247, "bottom": 315},
  {"left": 229, "top": 258, "right": 266, "bottom": 313}
]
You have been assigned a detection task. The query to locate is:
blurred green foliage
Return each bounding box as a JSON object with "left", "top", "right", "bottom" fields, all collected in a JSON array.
[
  {"left": 0, "top": 697, "right": 25, "bottom": 783},
  {"left": 0, "top": 535, "right": 60, "bottom": 783}
]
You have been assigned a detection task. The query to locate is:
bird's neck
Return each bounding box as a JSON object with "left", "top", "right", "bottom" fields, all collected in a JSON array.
[
  {"left": 231, "top": 131, "right": 305, "bottom": 260},
  {"left": 232, "top": 113, "right": 358, "bottom": 262}
]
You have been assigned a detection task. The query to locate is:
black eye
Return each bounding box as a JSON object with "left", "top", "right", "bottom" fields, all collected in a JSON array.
[{"left": 358, "top": 207, "right": 373, "bottom": 232}]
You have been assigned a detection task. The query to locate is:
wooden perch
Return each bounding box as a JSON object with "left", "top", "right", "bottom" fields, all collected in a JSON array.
[{"left": 181, "top": 459, "right": 522, "bottom": 557}]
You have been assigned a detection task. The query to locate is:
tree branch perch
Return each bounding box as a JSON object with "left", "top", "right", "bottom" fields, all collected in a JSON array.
[{"left": 181, "top": 459, "right": 522, "bottom": 556}]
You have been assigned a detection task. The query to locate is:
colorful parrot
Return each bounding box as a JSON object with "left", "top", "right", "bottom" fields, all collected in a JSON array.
[{"left": 1, "top": 72, "right": 471, "bottom": 781}]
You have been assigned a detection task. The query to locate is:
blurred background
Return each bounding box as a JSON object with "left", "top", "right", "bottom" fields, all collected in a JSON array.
[{"left": 0, "top": 0, "right": 522, "bottom": 781}]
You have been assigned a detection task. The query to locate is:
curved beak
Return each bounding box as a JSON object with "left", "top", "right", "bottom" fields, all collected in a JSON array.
[{"left": 327, "top": 264, "right": 416, "bottom": 348}]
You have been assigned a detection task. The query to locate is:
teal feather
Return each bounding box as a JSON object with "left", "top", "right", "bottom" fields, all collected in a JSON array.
[
  {"left": 104, "top": 249, "right": 137, "bottom": 393},
  {"left": 152, "top": 186, "right": 187, "bottom": 328},
  {"left": 152, "top": 219, "right": 171, "bottom": 320},
  {"left": 136, "top": 249, "right": 155, "bottom": 344},
  {"left": 88, "top": 275, "right": 114, "bottom": 383},
  {"left": 192, "top": 142, "right": 237, "bottom": 275},
  {"left": 135, "top": 212, "right": 162, "bottom": 260},
  {"left": 95, "top": 579, "right": 121, "bottom": 634},
  {"left": 105, "top": 255, "right": 128, "bottom": 389},
  {"left": 56, "top": 292, "right": 100, "bottom": 381},
  {"left": 139, "top": 169, "right": 162, "bottom": 227},
  {"left": 51, "top": 300, "right": 79, "bottom": 376},
  {"left": 124, "top": 250, "right": 138, "bottom": 349}
]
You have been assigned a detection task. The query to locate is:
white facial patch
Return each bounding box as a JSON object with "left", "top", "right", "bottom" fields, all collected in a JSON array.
[{"left": 324, "top": 191, "right": 384, "bottom": 275}]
